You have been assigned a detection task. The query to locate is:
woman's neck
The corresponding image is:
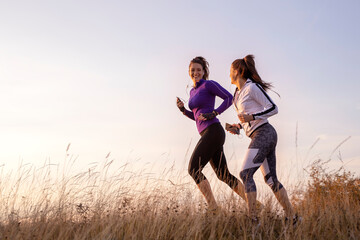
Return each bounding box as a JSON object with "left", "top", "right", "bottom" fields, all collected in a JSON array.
[
  {"left": 235, "top": 77, "right": 247, "bottom": 90},
  {"left": 192, "top": 79, "right": 201, "bottom": 87}
]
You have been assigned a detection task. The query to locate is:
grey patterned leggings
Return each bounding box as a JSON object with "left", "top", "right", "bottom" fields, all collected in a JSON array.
[{"left": 239, "top": 123, "right": 283, "bottom": 193}]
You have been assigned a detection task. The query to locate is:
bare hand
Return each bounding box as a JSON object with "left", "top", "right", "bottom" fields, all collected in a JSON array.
[
  {"left": 176, "top": 97, "right": 185, "bottom": 113},
  {"left": 238, "top": 113, "right": 254, "bottom": 123},
  {"left": 226, "top": 123, "right": 240, "bottom": 135},
  {"left": 176, "top": 97, "right": 184, "bottom": 108}
]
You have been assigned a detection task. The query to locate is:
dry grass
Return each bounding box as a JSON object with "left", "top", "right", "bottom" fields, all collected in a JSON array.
[{"left": 0, "top": 150, "right": 359, "bottom": 240}]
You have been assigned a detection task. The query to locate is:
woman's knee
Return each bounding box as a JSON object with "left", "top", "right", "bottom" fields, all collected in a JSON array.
[
  {"left": 214, "top": 169, "right": 226, "bottom": 181},
  {"left": 214, "top": 170, "right": 235, "bottom": 187},
  {"left": 188, "top": 166, "right": 196, "bottom": 179},
  {"left": 264, "top": 174, "right": 283, "bottom": 192},
  {"left": 240, "top": 168, "right": 257, "bottom": 193},
  {"left": 188, "top": 167, "right": 205, "bottom": 184}
]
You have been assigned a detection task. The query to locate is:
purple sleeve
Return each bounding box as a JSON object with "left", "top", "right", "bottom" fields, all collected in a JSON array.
[
  {"left": 183, "top": 109, "right": 195, "bottom": 120},
  {"left": 206, "top": 81, "right": 233, "bottom": 115}
]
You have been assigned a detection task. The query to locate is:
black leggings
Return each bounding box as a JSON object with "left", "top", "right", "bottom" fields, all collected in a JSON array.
[{"left": 188, "top": 123, "right": 238, "bottom": 189}]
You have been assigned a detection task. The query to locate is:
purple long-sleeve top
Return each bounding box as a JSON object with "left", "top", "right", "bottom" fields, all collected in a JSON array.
[{"left": 183, "top": 79, "right": 233, "bottom": 134}]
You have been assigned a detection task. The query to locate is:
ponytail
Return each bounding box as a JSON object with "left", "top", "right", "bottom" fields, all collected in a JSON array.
[{"left": 232, "top": 55, "right": 273, "bottom": 92}]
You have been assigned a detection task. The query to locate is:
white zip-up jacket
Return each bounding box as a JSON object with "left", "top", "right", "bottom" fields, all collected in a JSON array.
[{"left": 233, "top": 79, "right": 278, "bottom": 137}]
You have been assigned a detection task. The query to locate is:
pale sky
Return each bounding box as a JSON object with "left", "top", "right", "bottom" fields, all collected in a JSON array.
[{"left": 1, "top": 0, "right": 359, "bottom": 185}]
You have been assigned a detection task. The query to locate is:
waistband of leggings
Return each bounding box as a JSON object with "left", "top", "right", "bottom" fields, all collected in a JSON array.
[{"left": 200, "top": 122, "right": 222, "bottom": 136}]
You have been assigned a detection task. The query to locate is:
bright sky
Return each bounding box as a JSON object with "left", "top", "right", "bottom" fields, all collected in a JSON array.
[{"left": 1, "top": 1, "right": 359, "bottom": 185}]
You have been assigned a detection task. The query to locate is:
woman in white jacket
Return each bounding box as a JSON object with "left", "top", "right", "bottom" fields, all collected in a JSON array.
[{"left": 228, "top": 55, "right": 300, "bottom": 225}]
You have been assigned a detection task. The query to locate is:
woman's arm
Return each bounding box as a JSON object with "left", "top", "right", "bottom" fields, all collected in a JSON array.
[
  {"left": 250, "top": 83, "right": 278, "bottom": 120},
  {"left": 183, "top": 109, "right": 195, "bottom": 120},
  {"left": 176, "top": 97, "right": 195, "bottom": 120},
  {"left": 206, "top": 80, "right": 233, "bottom": 115}
]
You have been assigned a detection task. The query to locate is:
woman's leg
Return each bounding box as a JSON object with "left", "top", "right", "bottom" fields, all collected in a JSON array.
[
  {"left": 260, "top": 152, "right": 294, "bottom": 218},
  {"left": 188, "top": 125, "right": 220, "bottom": 209},
  {"left": 196, "top": 179, "right": 217, "bottom": 210},
  {"left": 239, "top": 163, "right": 260, "bottom": 219},
  {"left": 274, "top": 188, "right": 293, "bottom": 218},
  {"left": 209, "top": 147, "right": 246, "bottom": 200},
  {"left": 209, "top": 150, "right": 266, "bottom": 211},
  {"left": 205, "top": 124, "right": 247, "bottom": 200},
  {"left": 240, "top": 124, "right": 277, "bottom": 219}
]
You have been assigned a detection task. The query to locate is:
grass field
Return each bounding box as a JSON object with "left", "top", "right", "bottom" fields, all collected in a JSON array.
[{"left": 0, "top": 151, "right": 359, "bottom": 240}]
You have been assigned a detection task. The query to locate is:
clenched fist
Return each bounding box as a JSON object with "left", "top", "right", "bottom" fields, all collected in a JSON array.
[{"left": 238, "top": 113, "right": 254, "bottom": 123}]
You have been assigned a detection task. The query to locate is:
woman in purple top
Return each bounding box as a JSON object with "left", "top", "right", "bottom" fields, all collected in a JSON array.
[{"left": 176, "top": 56, "right": 247, "bottom": 210}]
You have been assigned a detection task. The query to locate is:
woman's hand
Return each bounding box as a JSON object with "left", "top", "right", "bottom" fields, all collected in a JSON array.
[
  {"left": 238, "top": 113, "right": 254, "bottom": 123},
  {"left": 199, "top": 111, "right": 218, "bottom": 121},
  {"left": 176, "top": 97, "right": 185, "bottom": 113},
  {"left": 225, "top": 123, "right": 241, "bottom": 135}
]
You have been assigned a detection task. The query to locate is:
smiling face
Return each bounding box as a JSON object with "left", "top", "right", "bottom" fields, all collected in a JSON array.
[{"left": 189, "top": 63, "right": 205, "bottom": 84}]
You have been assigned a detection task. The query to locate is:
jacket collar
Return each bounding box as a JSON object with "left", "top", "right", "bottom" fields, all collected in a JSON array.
[
  {"left": 236, "top": 79, "right": 252, "bottom": 93},
  {"left": 194, "top": 79, "right": 205, "bottom": 88}
]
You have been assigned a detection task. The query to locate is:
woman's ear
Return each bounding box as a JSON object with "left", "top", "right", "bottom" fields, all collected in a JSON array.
[{"left": 234, "top": 69, "right": 240, "bottom": 80}]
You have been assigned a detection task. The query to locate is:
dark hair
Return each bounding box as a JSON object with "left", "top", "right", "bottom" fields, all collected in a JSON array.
[
  {"left": 231, "top": 55, "right": 272, "bottom": 91},
  {"left": 189, "top": 56, "right": 209, "bottom": 80}
]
